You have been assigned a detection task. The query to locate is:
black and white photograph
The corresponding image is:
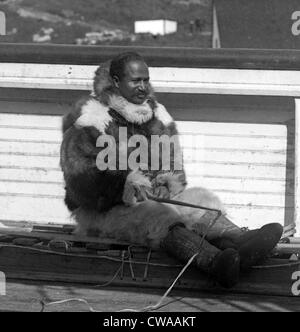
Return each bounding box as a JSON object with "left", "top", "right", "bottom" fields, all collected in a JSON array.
[{"left": 0, "top": 0, "right": 299, "bottom": 315}]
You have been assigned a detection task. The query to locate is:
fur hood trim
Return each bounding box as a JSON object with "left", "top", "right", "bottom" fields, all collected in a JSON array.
[
  {"left": 93, "top": 62, "right": 157, "bottom": 125},
  {"left": 154, "top": 103, "right": 173, "bottom": 126},
  {"left": 75, "top": 98, "right": 112, "bottom": 133},
  {"left": 108, "top": 95, "right": 154, "bottom": 125},
  {"left": 75, "top": 63, "right": 175, "bottom": 131}
]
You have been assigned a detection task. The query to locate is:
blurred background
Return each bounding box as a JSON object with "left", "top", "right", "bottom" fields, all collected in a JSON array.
[
  {"left": 0, "top": 0, "right": 300, "bottom": 49},
  {"left": 0, "top": 0, "right": 212, "bottom": 47}
]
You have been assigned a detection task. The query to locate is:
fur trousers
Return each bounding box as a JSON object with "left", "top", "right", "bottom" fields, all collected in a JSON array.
[{"left": 73, "top": 187, "right": 240, "bottom": 250}]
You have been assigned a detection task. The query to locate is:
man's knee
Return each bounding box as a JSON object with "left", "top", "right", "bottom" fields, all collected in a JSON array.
[{"left": 174, "top": 187, "right": 225, "bottom": 213}]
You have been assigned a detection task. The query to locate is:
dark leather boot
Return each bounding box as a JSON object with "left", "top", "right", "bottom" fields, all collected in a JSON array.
[
  {"left": 161, "top": 224, "right": 240, "bottom": 289},
  {"left": 187, "top": 210, "right": 283, "bottom": 271},
  {"left": 235, "top": 223, "right": 283, "bottom": 270},
  {"left": 210, "top": 223, "right": 283, "bottom": 270}
]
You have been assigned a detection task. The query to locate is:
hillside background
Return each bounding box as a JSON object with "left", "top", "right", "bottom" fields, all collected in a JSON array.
[{"left": 0, "top": 0, "right": 212, "bottom": 47}]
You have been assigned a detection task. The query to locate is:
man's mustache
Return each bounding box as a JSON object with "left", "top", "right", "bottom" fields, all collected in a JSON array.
[{"left": 137, "top": 85, "right": 152, "bottom": 96}]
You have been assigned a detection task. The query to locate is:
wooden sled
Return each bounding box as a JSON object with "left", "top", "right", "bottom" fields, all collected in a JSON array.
[{"left": 0, "top": 223, "right": 299, "bottom": 298}]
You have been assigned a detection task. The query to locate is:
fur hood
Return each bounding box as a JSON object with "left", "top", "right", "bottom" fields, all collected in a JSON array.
[
  {"left": 64, "top": 62, "right": 174, "bottom": 133},
  {"left": 60, "top": 61, "right": 187, "bottom": 214},
  {"left": 93, "top": 60, "right": 157, "bottom": 109},
  {"left": 92, "top": 61, "right": 157, "bottom": 125}
]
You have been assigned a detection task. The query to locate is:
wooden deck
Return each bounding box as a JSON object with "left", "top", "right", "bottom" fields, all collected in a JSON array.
[{"left": 1, "top": 280, "right": 299, "bottom": 312}]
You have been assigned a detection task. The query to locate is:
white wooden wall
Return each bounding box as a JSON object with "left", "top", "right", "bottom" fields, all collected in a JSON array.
[
  {"left": 179, "top": 121, "right": 289, "bottom": 228},
  {"left": 0, "top": 112, "right": 289, "bottom": 230},
  {"left": 0, "top": 113, "right": 70, "bottom": 224},
  {"left": 0, "top": 63, "right": 298, "bottom": 233}
]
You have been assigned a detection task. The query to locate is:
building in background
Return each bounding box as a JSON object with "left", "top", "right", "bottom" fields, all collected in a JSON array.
[
  {"left": 134, "top": 19, "right": 177, "bottom": 36},
  {"left": 213, "top": 0, "right": 300, "bottom": 49}
]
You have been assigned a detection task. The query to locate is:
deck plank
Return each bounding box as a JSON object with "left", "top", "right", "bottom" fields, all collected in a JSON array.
[{"left": 1, "top": 280, "right": 299, "bottom": 312}]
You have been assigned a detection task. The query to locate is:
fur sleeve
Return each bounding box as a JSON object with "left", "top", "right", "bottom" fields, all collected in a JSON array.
[
  {"left": 62, "top": 97, "right": 90, "bottom": 133},
  {"left": 60, "top": 124, "right": 131, "bottom": 212},
  {"left": 150, "top": 105, "right": 187, "bottom": 198}
]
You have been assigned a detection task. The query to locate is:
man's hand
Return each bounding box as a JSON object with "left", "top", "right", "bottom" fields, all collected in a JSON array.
[
  {"left": 152, "top": 172, "right": 185, "bottom": 199},
  {"left": 153, "top": 185, "right": 170, "bottom": 199},
  {"left": 122, "top": 170, "right": 152, "bottom": 206}
]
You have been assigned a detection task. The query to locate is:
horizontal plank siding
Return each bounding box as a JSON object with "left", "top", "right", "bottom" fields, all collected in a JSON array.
[
  {"left": 0, "top": 182, "right": 65, "bottom": 197},
  {"left": 226, "top": 207, "right": 292, "bottom": 229},
  {"left": 3, "top": 63, "right": 300, "bottom": 96},
  {"left": 0, "top": 128, "right": 61, "bottom": 143},
  {"left": 0, "top": 195, "right": 72, "bottom": 224},
  {"left": 0, "top": 141, "right": 59, "bottom": 156},
  {"left": 180, "top": 135, "right": 289, "bottom": 151},
  {"left": 178, "top": 121, "right": 290, "bottom": 228},
  {"left": 183, "top": 149, "right": 287, "bottom": 166},
  {"left": 0, "top": 168, "right": 63, "bottom": 184},
  {"left": 185, "top": 163, "right": 288, "bottom": 180},
  {"left": 0, "top": 172, "right": 291, "bottom": 193},
  {"left": 0, "top": 183, "right": 292, "bottom": 208},
  {"left": 0, "top": 113, "right": 62, "bottom": 128},
  {"left": 190, "top": 177, "right": 290, "bottom": 195},
  {"left": 0, "top": 45, "right": 296, "bottom": 234},
  {"left": 0, "top": 111, "right": 291, "bottom": 229},
  {"left": 0, "top": 154, "right": 60, "bottom": 169}
]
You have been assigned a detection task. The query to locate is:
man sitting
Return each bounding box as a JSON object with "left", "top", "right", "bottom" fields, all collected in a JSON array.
[{"left": 60, "top": 52, "right": 283, "bottom": 289}]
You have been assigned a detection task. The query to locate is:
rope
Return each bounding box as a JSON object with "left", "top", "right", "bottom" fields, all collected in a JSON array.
[
  {"left": 120, "top": 250, "right": 126, "bottom": 279},
  {"left": 40, "top": 251, "right": 200, "bottom": 312},
  {"left": 41, "top": 298, "right": 98, "bottom": 312},
  {"left": 119, "top": 253, "right": 200, "bottom": 312},
  {"left": 92, "top": 265, "right": 123, "bottom": 288},
  {"left": 48, "top": 240, "right": 70, "bottom": 253},
  {"left": 148, "top": 194, "right": 223, "bottom": 214},
  {"left": 119, "top": 208, "right": 222, "bottom": 312},
  {"left": 4, "top": 195, "right": 295, "bottom": 311},
  {"left": 40, "top": 254, "right": 205, "bottom": 312},
  {"left": 39, "top": 199, "right": 222, "bottom": 312},
  {"left": 127, "top": 245, "right": 136, "bottom": 280},
  {"left": 0, "top": 243, "right": 182, "bottom": 268},
  {"left": 143, "top": 249, "right": 152, "bottom": 281},
  {"left": 252, "top": 261, "right": 300, "bottom": 269}
]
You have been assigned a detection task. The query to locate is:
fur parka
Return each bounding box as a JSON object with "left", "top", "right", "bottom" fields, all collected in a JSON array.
[{"left": 60, "top": 63, "right": 187, "bottom": 213}]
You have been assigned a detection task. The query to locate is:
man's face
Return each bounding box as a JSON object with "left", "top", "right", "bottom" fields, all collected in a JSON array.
[{"left": 115, "top": 60, "right": 150, "bottom": 105}]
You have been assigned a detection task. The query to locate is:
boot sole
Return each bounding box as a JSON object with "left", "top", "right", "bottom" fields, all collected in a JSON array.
[{"left": 238, "top": 223, "right": 283, "bottom": 270}]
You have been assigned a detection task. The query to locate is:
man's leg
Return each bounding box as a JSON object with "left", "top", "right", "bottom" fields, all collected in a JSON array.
[
  {"left": 172, "top": 187, "right": 283, "bottom": 270},
  {"left": 73, "top": 200, "right": 180, "bottom": 249},
  {"left": 161, "top": 223, "right": 240, "bottom": 289},
  {"left": 73, "top": 200, "right": 240, "bottom": 288}
]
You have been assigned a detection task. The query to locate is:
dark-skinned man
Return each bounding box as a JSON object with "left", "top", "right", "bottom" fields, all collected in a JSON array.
[{"left": 60, "top": 52, "right": 283, "bottom": 289}]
